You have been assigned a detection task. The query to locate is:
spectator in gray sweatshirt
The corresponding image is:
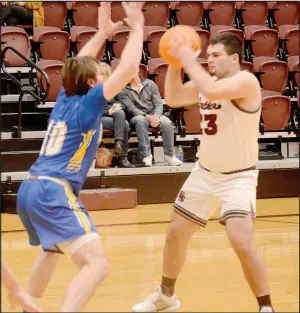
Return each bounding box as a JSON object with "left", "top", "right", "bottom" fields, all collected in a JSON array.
[{"left": 117, "top": 71, "right": 182, "bottom": 167}]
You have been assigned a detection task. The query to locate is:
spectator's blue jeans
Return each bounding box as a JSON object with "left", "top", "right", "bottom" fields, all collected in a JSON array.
[
  {"left": 129, "top": 115, "right": 174, "bottom": 158},
  {"left": 102, "top": 110, "right": 129, "bottom": 156}
]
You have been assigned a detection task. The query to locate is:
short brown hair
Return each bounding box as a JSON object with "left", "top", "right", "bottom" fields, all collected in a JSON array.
[
  {"left": 62, "top": 56, "right": 99, "bottom": 96},
  {"left": 209, "top": 32, "right": 243, "bottom": 64}
]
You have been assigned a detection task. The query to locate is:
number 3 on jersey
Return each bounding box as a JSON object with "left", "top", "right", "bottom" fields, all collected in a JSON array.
[
  {"left": 200, "top": 114, "right": 218, "bottom": 135},
  {"left": 40, "top": 120, "right": 68, "bottom": 156}
]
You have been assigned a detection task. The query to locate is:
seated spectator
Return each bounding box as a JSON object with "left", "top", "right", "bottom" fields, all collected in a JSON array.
[
  {"left": 99, "top": 62, "right": 133, "bottom": 168},
  {"left": 0, "top": 2, "right": 44, "bottom": 27},
  {"left": 117, "top": 71, "right": 182, "bottom": 167}
]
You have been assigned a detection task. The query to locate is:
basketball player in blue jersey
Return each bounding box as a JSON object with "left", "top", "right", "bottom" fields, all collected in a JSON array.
[
  {"left": 133, "top": 33, "right": 274, "bottom": 312},
  {"left": 16, "top": 2, "right": 145, "bottom": 312}
]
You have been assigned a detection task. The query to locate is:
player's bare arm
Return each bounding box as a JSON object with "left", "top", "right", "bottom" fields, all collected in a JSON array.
[
  {"left": 165, "top": 66, "right": 199, "bottom": 108},
  {"left": 165, "top": 37, "right": 261, "bottom": 111},
  {"left": 77, "top": 3, "right": 123, "bottom": 58},
  {"left": 1, "top": 260, "right": 42, "bottom": 312},
  {"left": 103, "top": 2, "right": 145, "bottom": 101}
]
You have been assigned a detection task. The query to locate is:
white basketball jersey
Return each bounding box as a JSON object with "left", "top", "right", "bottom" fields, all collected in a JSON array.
[{"left": 196, "top": 92, "right": 261, "bottom": 173}]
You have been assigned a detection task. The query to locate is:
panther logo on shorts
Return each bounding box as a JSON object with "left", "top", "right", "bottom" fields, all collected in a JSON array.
[{"left": 178, "top": 191, "right": 186, "bottom": 202}]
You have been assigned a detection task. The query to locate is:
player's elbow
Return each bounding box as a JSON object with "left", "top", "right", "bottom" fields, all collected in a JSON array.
[
  {"left": 128, "top": 62, "right": 140, "bottom": 78},
  {"left": 165, "top": 91, "right": 181, "bottom": 108},
  {"left": 165, "top": 96, "right": 179, "bottom": 108},
  {"left": 119, "top": 61, "right": 139, "bottom": 81}
]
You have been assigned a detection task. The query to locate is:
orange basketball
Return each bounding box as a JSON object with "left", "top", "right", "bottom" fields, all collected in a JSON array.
[{"left": 159, "top": 25, "right": 202, "bottom": 69}]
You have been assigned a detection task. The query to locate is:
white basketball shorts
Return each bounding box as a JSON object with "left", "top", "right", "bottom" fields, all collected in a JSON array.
[{"left": 174, "top": 162, "right": 259, "bottom": 226}]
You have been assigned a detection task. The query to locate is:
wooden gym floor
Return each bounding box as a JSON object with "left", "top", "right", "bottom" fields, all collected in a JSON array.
[{"left": 1, "top": 198, "right": 299, "bottom": 312}]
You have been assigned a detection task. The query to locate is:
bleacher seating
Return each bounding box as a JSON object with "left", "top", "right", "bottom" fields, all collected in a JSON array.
[
  {"left": 269, "top": 1, "right": 299, "bottom": 27},
  {"left": 210, "top": 25, "right": 245, "bottom": 47},
  {"left": 278, "top": 25, "right": 299, "bottom": 56},
  {"left": 170, "top": 2, "right": 203, "bottom": 27},
  {"left": 261, "top": 90, "right": 291, "bottom": 131},
  {"left": 1, "top": 1, "right": 299, "bottom": 214},
  {"left": 70, "top": 26, "right": 104, "bottom": 60},
  {"left": 144, "top": 26, "right": 167, "bottom": 59},
  {"left": 241, "top": 61, "right": 254, "bottom": 73},
  {"left": 1, "top": 1, "right": 299, "bottom": 144},
  {"left": 69, "top": 1, "right": 100, "bottom": 28},
  {"left": 253, "top": 56, "right": 288, "bottom": 92},
  {"left": 204, "top": 1, "right": 237, "bottom": 26},
  {"left": 33, "top": 26, "right": 70, "bottom": 61},
  {"left": 143, "top": 1, "right": 170, "bottom": 27},
  {"left": 111, "top": 2, "right": 127, "bottom": 23},
  {"left": 36, "top": 60, "right": 64, "bottom": 101},
  {"left": 43, "top": 1, "right": 68, "bottom": 29},
  {"left": 109, "top": 27, "right": 131, "bottom": 59},
  {"left": 147, "top": 58, "right": 169, "bottom": 98},
  {"left": 182, "top": 104, "right": 201, "bottom": 134},
  {"left": 110, "top": 59, "right": 148, "bottom": 79},
  {"left": 236, "top": 1, "right": 269, "bottom": 26},
  {"left": 193, "top": 29, "right": 210, "bottom": 58},
  {"left": 287, "top": 56, "right": 299, "bottom": 97},
  {"left": 245, "top": 25, "right": 279, "bottom": 58},
  {"left": 1, "top": 26, "right": 31, "bottom": 66}
]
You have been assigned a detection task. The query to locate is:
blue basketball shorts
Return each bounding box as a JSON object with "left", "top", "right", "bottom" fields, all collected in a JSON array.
[{"left": 17, "top": 178, "right": 97, "bottom": 251}]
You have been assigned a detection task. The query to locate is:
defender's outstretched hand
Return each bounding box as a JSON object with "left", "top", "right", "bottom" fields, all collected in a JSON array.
[
  {"left": 98, "top": 2, "right": 123, "bottom": 37},
  {"left": 122, "top": 2, "right": 145, "bottom": 29}
]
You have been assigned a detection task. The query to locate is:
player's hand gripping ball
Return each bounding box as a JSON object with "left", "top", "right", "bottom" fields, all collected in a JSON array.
[{"left": 158, "top": 25, "right": 202, "bottom": 69}]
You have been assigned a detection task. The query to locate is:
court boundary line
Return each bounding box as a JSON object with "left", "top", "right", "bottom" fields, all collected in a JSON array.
[{"left": 1, "top": 213, "right": 299, "bottom": 234}]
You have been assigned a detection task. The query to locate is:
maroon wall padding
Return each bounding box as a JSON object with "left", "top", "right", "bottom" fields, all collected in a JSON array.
[{"left": 79, "top": 188, "right": 137, "bottom": 211}]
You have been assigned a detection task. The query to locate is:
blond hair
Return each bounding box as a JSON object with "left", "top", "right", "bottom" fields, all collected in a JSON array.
[{"left": 99, "top": 62, "right": 112, "bottom": 80}]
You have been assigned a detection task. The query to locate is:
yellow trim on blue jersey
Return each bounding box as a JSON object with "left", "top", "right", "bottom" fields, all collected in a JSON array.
[
  {"left": 65, "top": 188, "right": 91, "bottom": 234},
  {"left": 67, "top": 130, "right": 94, "bottom": 173}
]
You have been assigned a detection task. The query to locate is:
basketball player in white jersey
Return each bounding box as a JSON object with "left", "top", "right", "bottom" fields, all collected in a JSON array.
[{"left": 132, "top": 33, "right": 274, "bottom": 313}]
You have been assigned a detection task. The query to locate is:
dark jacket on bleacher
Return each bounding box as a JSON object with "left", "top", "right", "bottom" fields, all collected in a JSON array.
[{"left": 116, "top": 78, "right": 163, "bottom": 119}]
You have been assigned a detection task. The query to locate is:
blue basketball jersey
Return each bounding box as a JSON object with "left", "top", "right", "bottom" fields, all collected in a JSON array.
[{"left": 30, "top": 84, "right": 106, "bottom": 195}]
